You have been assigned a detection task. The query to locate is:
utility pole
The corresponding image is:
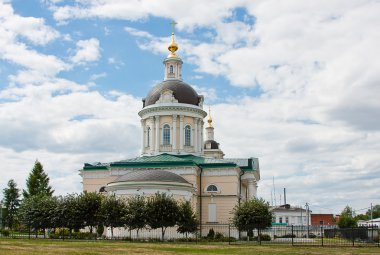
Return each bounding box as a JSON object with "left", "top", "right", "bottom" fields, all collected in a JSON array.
[{"left": 305, "top": 202, "right": 310, "bottom": 238}]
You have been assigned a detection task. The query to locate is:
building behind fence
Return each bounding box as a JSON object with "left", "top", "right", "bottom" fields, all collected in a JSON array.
[{"left": 1, "top": 223, "right": 379, "bottom": 247}]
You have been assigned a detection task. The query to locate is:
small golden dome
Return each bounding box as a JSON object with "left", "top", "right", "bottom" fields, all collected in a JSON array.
[
  {"left": 208, "top": 106, "right": 213, "bottom": 127},
  {"left": 168, "top": 32, "right": 178, "bottom": 57}
]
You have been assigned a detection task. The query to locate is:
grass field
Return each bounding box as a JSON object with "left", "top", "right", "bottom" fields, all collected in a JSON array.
[{"left": 0, "top": 239, "right": 379, "bottom": 255}]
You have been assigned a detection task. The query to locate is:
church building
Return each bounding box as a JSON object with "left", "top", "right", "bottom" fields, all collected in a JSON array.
[{"left": 80, "top": 30, "right": 260, "bottom": 228}]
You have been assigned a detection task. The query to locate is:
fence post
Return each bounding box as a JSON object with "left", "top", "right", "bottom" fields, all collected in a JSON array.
[
  {"left": 228, "top": 224, "right": 231, "bottom": 245},
  {"left": 352, "top": 227, "right": 354, "bottom": 247},
  {"left": 321, "top": 226, "right": 323, "bottom": 247},
  {"left": 291, "top": 225, "right": 294, "bottom": 246}
]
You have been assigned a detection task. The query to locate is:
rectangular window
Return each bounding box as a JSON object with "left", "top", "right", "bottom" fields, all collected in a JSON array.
[
  {"left": 285, "top": 217, "right": 289, "bottom": 224},
  {"left": 208, "top": 203, "right": 217, "bottom": 222},
  {"left": 279, "top": 217, "right": 283, "bottom": 223},
  {"left": 320, "top": 220, "right": 324, "bottom": 225}
]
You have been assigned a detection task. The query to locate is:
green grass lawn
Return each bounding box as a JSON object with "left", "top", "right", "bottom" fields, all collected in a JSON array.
[{"left": 0, "top": 239, "right": 379, "bottom": 255}]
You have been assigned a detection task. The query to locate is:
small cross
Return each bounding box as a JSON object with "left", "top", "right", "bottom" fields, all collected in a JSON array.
[{"left": 171, "top": 20, "right": 177, "bottom": 34}]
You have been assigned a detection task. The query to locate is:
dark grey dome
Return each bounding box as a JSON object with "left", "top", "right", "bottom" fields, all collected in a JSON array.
[
  {"left": 204, "top": 140, "right": 219, "bottom": 149},
  {"left": 111, "top": 170, "right": 189, "bottom": 184},
  {"left": 144, "top": 80, "right": 200, "bottom": 107}
]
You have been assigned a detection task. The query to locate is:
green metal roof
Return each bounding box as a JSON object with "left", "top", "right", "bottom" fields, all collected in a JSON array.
[{"left": 83, "top": 153, "right": 256, "bottom": 171}]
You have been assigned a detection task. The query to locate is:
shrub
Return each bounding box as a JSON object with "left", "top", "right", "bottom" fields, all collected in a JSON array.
[
  {"left": 97, "top": 225, "right": 104, "bottom": 236},
  {"left": 0, "top": 229, "right": 10, "bottom": 237},
  {"left": 253, "top": 234, "right": 271, "bottom": 241},
  {"left": 214, "top": 232, "right": 224, "bottom": 240},
  {"left": 207, "top": 228, "right": 215, "bottom": 239},
  {"left": 282, "top": 233, "right": 296, "bottom": 238}
]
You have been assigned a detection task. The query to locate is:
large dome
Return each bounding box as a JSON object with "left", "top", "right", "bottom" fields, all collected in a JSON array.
[
  {"left": 110, "top": 170, "right": 189, "bottom": 184},
  {"left": 144, "top": 80, "right": 200, "bottom": 107}
]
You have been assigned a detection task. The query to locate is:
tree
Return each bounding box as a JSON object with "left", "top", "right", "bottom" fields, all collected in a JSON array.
[
  {"left": 79, "top": 192, "right": 102, "bottom": 234},
  {"left": 146, "top": 192, "right": 179, "bottom": 240},
  {"left": 177, "top": 200, "right": 198, "bottom": 238},
  {"left": 124, "top": 195, "right": 147, "bottom": 238},
  {"left": 100, "top": 195, "right": 126, "bottom": 238},
  {"left": 18, "top": 195, "right": 57, "bottom": 238},
  {"left": 55, "top": 194, "right": 84, "bottom": 237},
  {"left": 23, "top": 160, "right": 54, "bottom": 198},
  {"left": 367, "top": 204, "right": 380, "bottom": 219},
  {"left": 338, "top": 206, "right": 357, "bottom": 228},
  {"left": 2, "top": 179, "right": 20, "bottom": 229},
  {"left": 232, "top": 198, "right": 272, "bottom": 239}
]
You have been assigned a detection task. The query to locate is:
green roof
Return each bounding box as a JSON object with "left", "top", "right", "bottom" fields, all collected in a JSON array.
[{"left": 83, "top": 153, "right": 256, "bottom": 171}]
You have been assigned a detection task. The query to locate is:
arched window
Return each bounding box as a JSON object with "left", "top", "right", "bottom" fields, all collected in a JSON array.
[
  {"left": 184, "top": 125, "right": 191, "bottom": 146},
  {"left": 163, "top": 124, "right": 171, "bottom": 145},
  {"left": 146, "top": 127, "right": 151, "bottom": 147},
  {"left": 169, "top": 65, "right": 174, "bottom": 74},
  {"left": 206, "top": 184, "right": 218, "bottom": 192}
]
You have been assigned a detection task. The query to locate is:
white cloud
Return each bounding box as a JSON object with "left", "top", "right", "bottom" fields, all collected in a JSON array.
[{"left": 70, "top": 38, "right": 101, "bottom": 65}]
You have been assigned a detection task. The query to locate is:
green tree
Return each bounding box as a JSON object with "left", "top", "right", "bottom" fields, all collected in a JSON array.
[
  {"left": 124, "top": 195, "right": 147, "bottom": 238},
  {"left": 79, "top": 192, "right": 102, "bottom": 234},
  {"left": 100, "top": 195, "right": 126, "bottom": 238},
  {"left": 23, "top": 160, "right": 54, "bottom": 198},
  {"left": 2, "top": 179, "right": 20, "bottom": 229},
  {"left": 146, "top": 192, "right": 179, "bottom": 240},
  {"left": 232, "top": 198, "right": 272, "bottom": 239},
  {"left": 338, "top": 206, "right": 357, "bottom": 228},
  {"left": 18, "top": 195, "right": 57, "bottom": 238},
  {"left": 177, "top": 200, "right": 198, "bottom": 238},
  {"left": 367, "top": 204, "right": 380, "bottom": 219},
  {"left": 56, "top": 194, "right": 84, "bottom": 237}
]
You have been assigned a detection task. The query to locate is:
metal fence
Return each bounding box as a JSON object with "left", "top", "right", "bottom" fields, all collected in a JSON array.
[{"left": 1, "top": 224, "right": 379, "bottom": 247}]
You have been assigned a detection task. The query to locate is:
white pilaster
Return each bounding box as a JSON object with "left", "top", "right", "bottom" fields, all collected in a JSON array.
[
  {"left": 149, "top": 117, "right": 154, "bottom": 154},
  {"left": 172, "top": 114, "right": 177, "bottom": 151},
  {"left": 141, "top": 119, "right": 145, "bottom": 153},
  {"left": 194, "top": 118, "right": 198, "bottom": 153},
  {"left": 179, "top": 115, "right": 184, "bottom": 151},
  {"left": 197, "top": 119, "right": 202, "bottom": 153},
  {"left": 248, "top": 179, "right": 257, "bottom": 198},
  {"left": 155, "top": 115, "right": 160, "bottom": 153},
  {"left": 201, "top": 120, "right": 204, "bottom": 154}
]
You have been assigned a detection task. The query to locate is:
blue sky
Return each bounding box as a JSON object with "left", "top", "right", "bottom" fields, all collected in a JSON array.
[{"left": 1, "top": 0, "right": 380, "bottom": 215}]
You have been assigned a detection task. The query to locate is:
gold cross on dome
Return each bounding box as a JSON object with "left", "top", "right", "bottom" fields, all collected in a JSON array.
[{"left": 171, "top": 20, "right": 177, "bottom": 34}]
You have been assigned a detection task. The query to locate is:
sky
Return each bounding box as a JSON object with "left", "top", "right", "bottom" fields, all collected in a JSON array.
[{"left": 0, "top": 0, "right": 379, "bottom": 215}]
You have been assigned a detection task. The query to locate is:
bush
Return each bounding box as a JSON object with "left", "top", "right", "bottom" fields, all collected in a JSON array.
[
  {"left": 0, "top": 229, "right": 10, "bottom": 237},
  {"left": 97, "top": 225, "right": 104, "bottom": 236},
  {"left": 281, "top": 233, "right": 296, "bottom": 238},
  {"left": 214, "top": 232, "right": 224, "bottom": 240},
  {"left": 207, "top": 228, "right": 215, "bottom": 239},
  {"left": 253, "top": 234, "right": 271, "bottom": 241}
]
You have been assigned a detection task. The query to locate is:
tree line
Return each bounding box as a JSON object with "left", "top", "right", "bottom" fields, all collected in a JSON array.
[{"left": 1, "top": 160, "right": 199, "bottom": 240}]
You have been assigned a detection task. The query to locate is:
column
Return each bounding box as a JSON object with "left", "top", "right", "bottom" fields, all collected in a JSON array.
[
  {"left": 201, "top": 120, "right": 204, "bottom": 154},
  {"left": 248, "top": 179, "right": 257, "bottom": 198},
  {"left": 141, "top": 119, "right": 145, "bottom": 153},
  {"left": 197, "top": 119, "right": 202, "bottom": 153},
  {"left": 155, "top": 115, "right": 160, "bottom": 153},
  {"left": 149, "top": 117, "right": 154, "bottom": 154},
  {"left": 179, "top": 115, "right": 184, "bottom": 151},
  {"left": 194, "top": 118, "right": 198, "bottom": 153},
  {"left": 172, "top": 115, "right": 177, "bottom": 151}
]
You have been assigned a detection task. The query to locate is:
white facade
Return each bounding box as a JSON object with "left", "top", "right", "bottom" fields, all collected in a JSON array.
[{"left": 271, "top": 205, "right": 311, "bottom": 226}]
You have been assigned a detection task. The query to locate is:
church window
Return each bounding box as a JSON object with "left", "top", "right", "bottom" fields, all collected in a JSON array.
[
  {"left": 163, "top": 124, "right": 171, "bottom": 145},
  {"left": 146, "top": 127, "right": 151, "bottom": 147},
  {"left": 169, "top": 65, "right": 174, "bottom": 74},
  {"left": 206, "top": 184, "right": 218, "bottom": 192},
  {"left": 184, "top": 125, "right": 191, "bottom": 146}
]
